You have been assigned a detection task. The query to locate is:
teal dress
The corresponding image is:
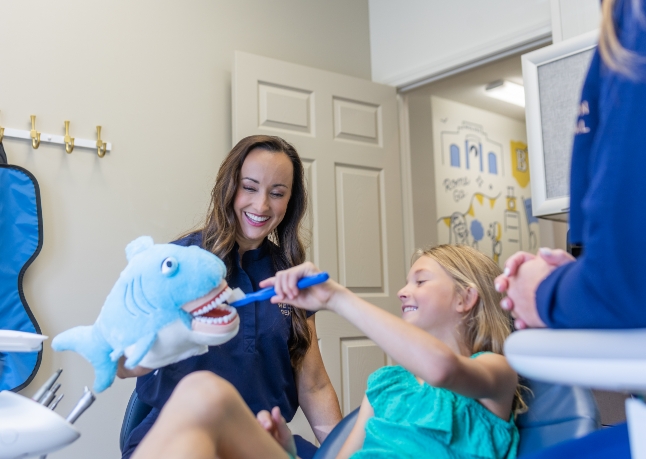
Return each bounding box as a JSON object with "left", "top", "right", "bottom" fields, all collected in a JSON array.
[{"left": 351, "top": 356, "right": 519, "bottom": 459}]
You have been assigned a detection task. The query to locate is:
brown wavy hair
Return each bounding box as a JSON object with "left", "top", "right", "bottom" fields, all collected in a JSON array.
[
  {"left": 414, "top": 245, "right": 527, "bottom": 415},
  {"left": 197, "top": 135, "right": 311, "bottom": 371},
  {"left": 599, "top": 0, "right": 645, "bottom": 77}
]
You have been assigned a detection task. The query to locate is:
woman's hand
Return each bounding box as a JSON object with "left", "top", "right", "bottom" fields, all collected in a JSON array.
[
  {"left": 494, "top": 248, "right": 575, "bottom": 329},
  {"left": 259, "top": 262, "right": 345, "bottom": 312},
  {"left": 257, "top": 406, "right": 298, "bottom": 458},
  {"left": 116, "top": 356, "right": 153, "bottom": 379}
]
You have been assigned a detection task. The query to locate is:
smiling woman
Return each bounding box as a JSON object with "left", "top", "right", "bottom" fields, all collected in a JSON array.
[
  {"left": 234, "top": 148, "right": 294, "bottom": 254},
  {"left": 119, "top": 136, "right": 342, "bottom": 459}
]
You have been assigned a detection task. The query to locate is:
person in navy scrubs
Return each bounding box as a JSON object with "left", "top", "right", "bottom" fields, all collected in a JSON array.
[
  {"left": 495, "top": 0, "right": 646, "bottom": 457},
  {"left": 119, "top": 135, "right": 342, "bottom": 459}
]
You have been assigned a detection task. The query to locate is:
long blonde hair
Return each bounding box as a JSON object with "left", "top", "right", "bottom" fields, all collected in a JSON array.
[
  {"left": 599, "top": 0, "right": 644, "bottom": 76},
  {"left": 414, "top": 244, "right": 527, "bottom": 414}
]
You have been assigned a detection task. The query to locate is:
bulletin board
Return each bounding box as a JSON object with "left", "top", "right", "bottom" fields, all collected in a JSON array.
[{"left": 522, "top": 30, "right": 598, "bottom": 218}]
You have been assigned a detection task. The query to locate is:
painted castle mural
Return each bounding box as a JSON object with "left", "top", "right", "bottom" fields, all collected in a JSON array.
[{"left": 432, "top": 97, "right": 539, "bottom": 266}]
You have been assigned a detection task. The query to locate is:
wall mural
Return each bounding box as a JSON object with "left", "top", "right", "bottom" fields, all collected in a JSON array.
[{"left": 431, "top": 96, "right": 539, "bottom": 266}]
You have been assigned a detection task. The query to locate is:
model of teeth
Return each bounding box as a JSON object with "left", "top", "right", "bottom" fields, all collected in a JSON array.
[
  {"left": 192, "top": 287, "right": 232, "bottom": 316},
  {"left": 193, "top": 306, "right": 238, "bottom": 325},
  {"left": 245, "top": 212, "right": 270, "bottom": 223}
]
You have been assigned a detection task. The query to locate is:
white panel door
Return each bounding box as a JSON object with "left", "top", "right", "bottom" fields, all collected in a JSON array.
[{"left": 233, "top": 51, "right": 406, "bottom": 441}]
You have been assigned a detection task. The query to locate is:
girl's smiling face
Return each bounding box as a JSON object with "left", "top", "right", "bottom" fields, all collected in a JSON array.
[
  {"left": 233, "top": 148, "right": 293, "bottom": 252},
  {"left": 398, "top": 256, "right": 465, "bottom": 336}
]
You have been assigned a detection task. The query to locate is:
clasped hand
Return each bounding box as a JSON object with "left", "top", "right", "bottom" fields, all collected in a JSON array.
[{"left": 494, "top": 248, "right": 575, "bottom": 329}]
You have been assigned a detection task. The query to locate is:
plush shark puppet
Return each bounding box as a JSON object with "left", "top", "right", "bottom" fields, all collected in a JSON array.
[{"left": 52, "top": 236, "right": 239, "bottom": 393}]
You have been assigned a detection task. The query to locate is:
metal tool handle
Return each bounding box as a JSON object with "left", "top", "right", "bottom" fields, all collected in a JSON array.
[{"left": 229, "top": 272, "right": 330, "bottom": 307}]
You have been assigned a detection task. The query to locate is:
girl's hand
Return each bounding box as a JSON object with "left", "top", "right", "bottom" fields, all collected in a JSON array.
[
  {"left": 256, "top": 407, "right": 297, "bottom": 458},
  {"left": 259, "top": 262, "right": 343, "bottom": 312}
]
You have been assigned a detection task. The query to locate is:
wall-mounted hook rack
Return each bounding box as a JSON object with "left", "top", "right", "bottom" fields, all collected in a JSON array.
[
  {"left": 64, "top": 120, "right": 74, "bottom": 154},
  {"left": 1, "top": 116, "right": 112, "bottom": 154},
  {"left": 30, "top": 115, "right": 41, "bottom": 149}
]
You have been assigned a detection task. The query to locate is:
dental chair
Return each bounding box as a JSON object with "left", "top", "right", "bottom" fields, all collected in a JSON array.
[
  {"left": 120, "top": 377, "right": 600, "bottom": 458},
  {"left": 505, "top": 328, "right": 646, "bottom": 459}
]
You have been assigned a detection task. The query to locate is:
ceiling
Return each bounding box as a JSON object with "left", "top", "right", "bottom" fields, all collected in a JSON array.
[{"left": 403, "top": 49, "right": 546, "bottom": 122}]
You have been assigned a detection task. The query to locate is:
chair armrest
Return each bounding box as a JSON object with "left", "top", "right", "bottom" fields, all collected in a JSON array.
[
  {"left": 504, "top": 329, "right": 646, "bottom": 392},
  {"left": 313, "top": 408, "right": 359, "bottom": 459}
]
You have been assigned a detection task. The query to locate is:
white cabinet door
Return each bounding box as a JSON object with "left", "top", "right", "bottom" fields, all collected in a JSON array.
[{"left": 233, "top": 51, "right": 406, "bottom": 443}]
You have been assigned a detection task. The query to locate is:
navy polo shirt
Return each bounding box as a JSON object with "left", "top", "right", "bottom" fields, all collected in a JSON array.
[{"left": 135, "top": 232, "right": 299, "bottom": 415}]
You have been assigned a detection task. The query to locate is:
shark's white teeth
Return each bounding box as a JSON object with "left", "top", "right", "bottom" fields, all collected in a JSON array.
[
  {"left": 193, "top": 308, "right": 238, "bottom": 325},
  {"left": 192, "top": 287, "right": 233, "bottom": 317},
  {"left": 190, "top": 287, "right": 237, "bottom": 327}
]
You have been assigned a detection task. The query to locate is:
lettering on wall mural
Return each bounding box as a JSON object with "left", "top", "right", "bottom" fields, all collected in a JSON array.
[{"left": 432, "top": 97, "right": 539, "bottom": 266}]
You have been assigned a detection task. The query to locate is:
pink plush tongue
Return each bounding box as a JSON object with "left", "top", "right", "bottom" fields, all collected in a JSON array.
[{"left": 201, "top": 308, "right": 229, "bottom": 319}]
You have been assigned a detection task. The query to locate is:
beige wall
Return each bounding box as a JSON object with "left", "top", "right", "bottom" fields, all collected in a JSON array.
[{"left": 0, "top": 2, "right": 370, "bottom": 458}]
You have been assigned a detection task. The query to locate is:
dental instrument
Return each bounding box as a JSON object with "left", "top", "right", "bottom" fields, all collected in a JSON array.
[
  {"left": 65, "top": 387, "right": 96, "bottom": 424},
  {"left": 32, "top": 368, "right": 62, "bottom": 402}
]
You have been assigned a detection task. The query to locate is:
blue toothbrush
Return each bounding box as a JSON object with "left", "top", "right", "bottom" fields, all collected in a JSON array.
[{"left": 227, "top": 272, "right": 330, "bottom": 308}]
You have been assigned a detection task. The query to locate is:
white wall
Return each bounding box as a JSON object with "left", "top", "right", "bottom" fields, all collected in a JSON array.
[
  {"left": 369, "top": 0, "right": 551, "bottom": 88},
  {"left": 551, "top": 0, "right": 601, "bottom": 43},
  {"left": 0, "top": 2, "right": 371, "bottom": 458}
]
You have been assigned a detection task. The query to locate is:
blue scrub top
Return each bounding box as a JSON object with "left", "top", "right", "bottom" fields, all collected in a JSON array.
[
  {"left": 536, "top": 0, "right": 646, "bottom": 329},
  {"left": 135, "top": 232, "right": 300, "bottom": 418}
]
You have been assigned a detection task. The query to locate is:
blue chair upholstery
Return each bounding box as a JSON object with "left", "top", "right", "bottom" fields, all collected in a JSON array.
[
  {"left": 120, "top": 379, "right": 600, "bottom": 457},
  {"left": 120, "top": 390, "right": 153, "bottom": 453},
  {"left": 312, "top": 408, "right": 359, "bottom": 459},
  {"left": 516, "top": 379, "right": 600, "bottom": 456}
]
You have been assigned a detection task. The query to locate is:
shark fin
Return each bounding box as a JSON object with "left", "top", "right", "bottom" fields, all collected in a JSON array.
[
  {"left": 124, "top": 333, "right": 157, "bottom": 369},
  {"left": 52, "top": 326, "right": 117, "bottom": 393},
  {"left": 125, "top": 236, "right": 154, "bottom": 262}
]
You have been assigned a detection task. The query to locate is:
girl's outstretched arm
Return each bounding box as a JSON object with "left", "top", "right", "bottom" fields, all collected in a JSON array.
[
  {"left": 336, "top": 395, "right": 373, "bottom": 459},
  {"left": 261, "top": 263, "right": 517, "bottom": 417}
]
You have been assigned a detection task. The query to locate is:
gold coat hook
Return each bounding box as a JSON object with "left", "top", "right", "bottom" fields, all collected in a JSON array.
[
  {"left": 96, "top": 126, "right": 107, "bottom": 158},
  {"left": 30, "top": 115, "right": 41, "bottom": 149},
  {"left": 0, "top": 126, "right": 4, "bottom": 144},
  {"left": 64, "top": 120, "right": 75, "bottom": 154}
]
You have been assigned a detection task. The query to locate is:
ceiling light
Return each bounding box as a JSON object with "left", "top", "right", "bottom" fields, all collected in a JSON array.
[{"left": 484, "top": 80, "right": 525, "bottom": 107}]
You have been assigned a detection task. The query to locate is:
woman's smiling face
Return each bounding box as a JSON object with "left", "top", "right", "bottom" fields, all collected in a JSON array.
[{"left": 233, "top": 148, "right": 293, "bottom": 252}]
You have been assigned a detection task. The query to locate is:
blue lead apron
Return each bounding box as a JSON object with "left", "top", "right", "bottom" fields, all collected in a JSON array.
[{"left": 0, "top": 142, "right": 44, "bottom": 391}]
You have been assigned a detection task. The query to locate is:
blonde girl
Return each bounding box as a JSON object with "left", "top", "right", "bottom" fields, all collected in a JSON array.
[
  {"left": 133, "top": 244, "right": 522, "bottom": 459},
  {"left": 266, "top": 245, "right": 522, "bottom": 459}
]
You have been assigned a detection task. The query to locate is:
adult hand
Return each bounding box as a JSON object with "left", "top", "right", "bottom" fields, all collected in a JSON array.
[
  {"left": 494, "top": 251, "right": 536, "bottom": 295},
  {"left": 536, "top": 247, "right": 576, "bottom": 266},
  {"left": 503, "top": 256, "right": 560, "bottom": 329},
  {"left": 259, "top": 262, "right": 344, "bottom": 313},
  {"left": 494, "top": 248, "right": 576, "bottom": 327},
  {"left": 257, "top": 406, "right": 298, "bottom": 458}
]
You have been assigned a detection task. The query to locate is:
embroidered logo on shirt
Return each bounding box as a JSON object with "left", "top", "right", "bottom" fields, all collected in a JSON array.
[
  {"left": 278, "top": 303, "right": 291, "bottom": 317},
  {"left": 575, "top": 100, "right": 591, "bottom": 135}
]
